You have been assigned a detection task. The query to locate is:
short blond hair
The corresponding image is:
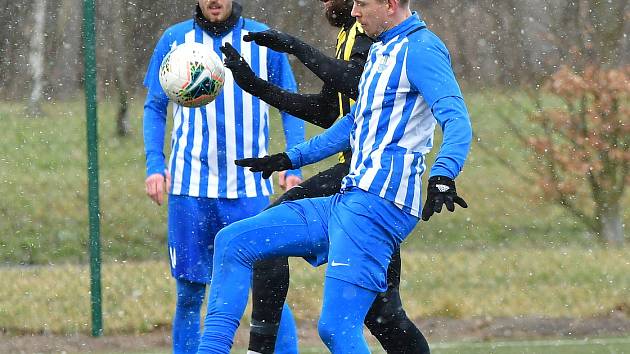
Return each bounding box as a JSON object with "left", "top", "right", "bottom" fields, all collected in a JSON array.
[{"left": 378, "top": 0, "right": 410, "bottom": 6}]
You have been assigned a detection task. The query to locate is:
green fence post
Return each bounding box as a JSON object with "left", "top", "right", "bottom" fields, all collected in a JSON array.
[{"left": 83, "top": 0, "right": 103, "bottom": 337}]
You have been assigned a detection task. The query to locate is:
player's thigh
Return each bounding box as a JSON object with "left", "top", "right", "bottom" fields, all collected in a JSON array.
[
  {"left": 167, "top": 195, "right": 220, "bottom": 283},
  {"left": 166, "top": 195, "right": 268, "bottom": 282},
  {"left": 215, "top": 196, "right": 334, "bottom": 264},
  {"left": 326, "top": 189, "right": 418, "bottom": 292}
]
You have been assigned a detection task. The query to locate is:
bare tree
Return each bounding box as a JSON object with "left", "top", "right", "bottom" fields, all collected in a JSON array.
[
  {"left": 2, "top": 0, "right": 627, "bottom": 99},
  {"left": 48, "top": 0, "right": 83, "bottom": 99},
  {"left": 544, "top": 0, "right": 628, "bottom": 69},
  {"left": 111, "top": 0, "right": 131, "bottom": 136},
  {"left": 27, "top": 0, "right": 46, "bottom": 116}
]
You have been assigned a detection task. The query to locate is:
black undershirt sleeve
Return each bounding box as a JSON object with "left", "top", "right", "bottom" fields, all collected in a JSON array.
[
  {"left": 289, "top": 32, "right": 373, "bottom": 100},
  {"left": 236, "top": 29, "right": 372, "bottom": 129},
  {"left": 245, "top": 78, "right": 340, "bottom": 129}
]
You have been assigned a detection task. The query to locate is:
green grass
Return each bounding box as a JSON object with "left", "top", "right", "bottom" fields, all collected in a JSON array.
[
  {"left": 1, "top": 91, "right": 626, "bottom": 265},
  {"left": 431, "top": 338, "right": 630, "bottom": 354},
  {"left": 1, "top": 247, "right": 628, "bottom": 334}
]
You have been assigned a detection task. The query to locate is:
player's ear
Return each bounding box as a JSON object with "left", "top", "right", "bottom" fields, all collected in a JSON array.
[{"left": 387, "top": 0, "right": 398, "bottom": 14}]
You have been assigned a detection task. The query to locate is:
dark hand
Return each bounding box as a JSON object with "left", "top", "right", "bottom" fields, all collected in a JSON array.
[
  {"left": 243, "top": 29, "right": 297, "bottom": 54},
  {"left": 235, "top": 153, "right": 293, "bottom": 179},
  {"left": 421, "top": 176, "right": 468, "bottom": 221},
  {"left": 219, "top": 43, "right": 258, "bottom": 90}
]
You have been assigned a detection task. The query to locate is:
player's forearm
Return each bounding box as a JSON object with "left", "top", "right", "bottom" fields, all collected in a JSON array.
[
  {"left": 246, "top": 78, "right": 339, "bottom": 129},
  {"left": 143, "top": 94, "right": 168, "bottom": 176},
  {"left": 429, "top": 96, "right": 472, "bottom": 179},
  {"left": 286, "top": 113, "right": 353, "bottom": 168},
  {"left": 291, "top": 39, "right": 363, "bottom": 100}
]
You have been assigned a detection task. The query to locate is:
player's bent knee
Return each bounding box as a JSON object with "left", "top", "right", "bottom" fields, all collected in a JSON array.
[
  {"left": 365, "top": 308, "right": 410, "bottom": 332},
  {"left": 318, "top": 316, "right": 362, "bottom": 348},
  {"left": 213, "top": 225, "right": 247, "bottom": 260},
  {"left": 365, "top": 288, "right": 405, "bottom": 326},
  {"left": 213, "top": 221, "right": 262, "bottom": 266},
  {"left": 317, "top": 318, "right": 335, "bottom": 346}
]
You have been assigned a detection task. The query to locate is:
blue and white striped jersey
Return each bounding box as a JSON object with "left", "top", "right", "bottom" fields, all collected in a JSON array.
[
  {"left": 143, "top": 18, "right": 304, "bottom": 199},
  {"left": 287, "top": 13, "right": 472, "bottom": 217}
]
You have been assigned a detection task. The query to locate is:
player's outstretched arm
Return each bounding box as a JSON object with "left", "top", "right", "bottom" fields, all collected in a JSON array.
[
  {"left": 235, "top": 153, "right": 293, "bottom": 179},
  {"left": 220, "top": 43, "right": 339, "bottom": 128},
  {"left": 235, "top": 112, "right": 354, "bottom": 177},
  {"left": 244, "top": 29, "right": 368, "bottom": 100}
]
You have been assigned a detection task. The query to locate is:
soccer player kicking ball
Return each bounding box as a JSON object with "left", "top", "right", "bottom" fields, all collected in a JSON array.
[
  {"left": 197, "top": 0, "right": 472, "bottom": 352},
  {"left": 220, "top": 0, "right": 430, "bottom": 352}
]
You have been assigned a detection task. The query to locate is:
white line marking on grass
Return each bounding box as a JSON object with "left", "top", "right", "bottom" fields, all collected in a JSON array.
[{"left": 431, "top": 337, "right": 630, "bottom": 349}]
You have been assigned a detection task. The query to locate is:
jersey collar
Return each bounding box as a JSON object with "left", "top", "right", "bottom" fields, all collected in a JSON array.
[
  {"left": 377, "top": 12, "right": 426, "bottom": 43},
  {"left": 194, "top": 1, "right": 243, "bottom": 37}
]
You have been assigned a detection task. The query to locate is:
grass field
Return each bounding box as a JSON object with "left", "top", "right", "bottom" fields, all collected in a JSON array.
[
  {"left": 1, "top": 92, "right": 626, "bottom": 265},
  {"left": 93, "top": 338, "right": 630, "bottom": 354},
  {"left": 430, "top": 338, "right": 630, "bottom": 354},
  {"left": 1, "top": 247, "right": 628, "bottom": 334}
]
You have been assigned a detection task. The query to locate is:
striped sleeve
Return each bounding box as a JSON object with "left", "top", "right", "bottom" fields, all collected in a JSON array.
[
  {"left": 143, "top": 30, "right": 173, "bottom": 177},
  {"left": 406, "top": 33, "right": 471, "bottom": 178},
  {"left": 286, "top": 111, "right": 353, "bottom": 168}
]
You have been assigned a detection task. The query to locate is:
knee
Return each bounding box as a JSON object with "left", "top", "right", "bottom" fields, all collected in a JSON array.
[
  {"left": 318, "top": 314, "right": 362, "bottom": 348},
  {"left": 175, "top": 281, "right": 205, "bottom": 309},
  {"left": 213, "top": 226, "right": 236, "bottom": 256},
  {"left": 213, "top": 223, "right": 259, "bottom": 266},
  {"left": 365, "top": 307, "right": 411, "bottom": 333},
  {"left": 317, "top": 309, "right": 339, "bottom": 346},
  {"left": 317, "top": 317, "right": 335, "bottom": 346},
  {"left": 253, "top": 257, "right": 289, "bottom": 285},
  {"left": 364, "top": 291, "right": 407, "bottom": 330},
  {"left": 213, "top": 225, "right": 245, "bottom": 263},
  {"left": 176, "top": 292, "right": 204, "bottom": 311}
]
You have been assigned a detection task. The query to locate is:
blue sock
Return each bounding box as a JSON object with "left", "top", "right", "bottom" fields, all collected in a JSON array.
[
  {"left": 173, "top": 279, "right": 206, "bottom": 354},
  {"left": 318, "top": 277, "right": 377, "bottom": 354},
  {"left": 274, "top": 303, "right": 298, "bottom": 354}
]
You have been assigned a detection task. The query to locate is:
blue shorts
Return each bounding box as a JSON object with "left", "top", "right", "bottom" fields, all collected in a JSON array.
[
  {"left": 304, "top": 189, "right": 418, "bottom": 292},
  {"left": 224, "top": 188, "right": 419, "bottom": 292},
  {"left": 167, "top": 194, "right": 269, "bottom": 283}
]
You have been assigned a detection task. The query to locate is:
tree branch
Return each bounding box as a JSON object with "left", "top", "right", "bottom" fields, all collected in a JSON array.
[{"left": 473, "top": 132, "right": 536, "bottom": 185}]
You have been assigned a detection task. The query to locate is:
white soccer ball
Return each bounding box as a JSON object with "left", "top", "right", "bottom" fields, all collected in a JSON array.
[{"left": 159, "top": 42, "right": 225, "bottom": 108}]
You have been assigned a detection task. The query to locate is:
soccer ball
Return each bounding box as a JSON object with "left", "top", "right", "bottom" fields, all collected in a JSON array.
[{"left": 159, "top": 42, "right": 225, "bottom": 108}]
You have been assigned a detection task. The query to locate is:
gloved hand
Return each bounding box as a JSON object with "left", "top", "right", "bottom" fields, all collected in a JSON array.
[
  {"left": 243, "top": 29, "right": 298, "bottom": 54},
  {"left": 235, "top": 153, "right": 293, "bottom": 179},
  {"left": 219, "top": 43, "right": 260, "bottom": 91},
  {"left": 421, "top": 176, "right": 468, "bottom": 221}
]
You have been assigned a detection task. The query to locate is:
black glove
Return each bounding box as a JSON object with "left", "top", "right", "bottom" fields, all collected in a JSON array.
[
  {"left": 219, "top": 43, "right": 261, "bottom": 92},
  {"left": 243, "top": 29, "right": 297, "bottom": 54},
  {"left": 421, "top": 176, "right": 468, "bottom": 221},
  {"left": 235, "top": 153, "right": 293, "bottom": 179}
]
